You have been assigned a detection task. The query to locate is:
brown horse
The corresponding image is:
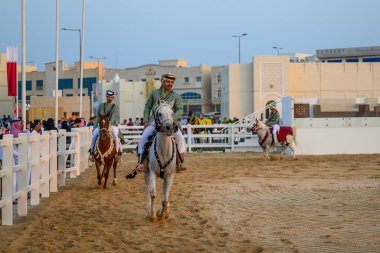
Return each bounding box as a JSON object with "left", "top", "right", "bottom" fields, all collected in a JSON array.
[{"left": 94, "top": 114, "right": 118, "bottom": 189}]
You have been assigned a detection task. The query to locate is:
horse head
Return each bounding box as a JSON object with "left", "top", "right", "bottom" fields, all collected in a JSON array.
[
  {"left": 155, "top": 100, "right": 175, "bottom": 136},
  {"left": 252, "top": 118, "right": 267, "bottom": 132},
  {"left": 99, "top": 114, "right": 110, "bottom": 139}
]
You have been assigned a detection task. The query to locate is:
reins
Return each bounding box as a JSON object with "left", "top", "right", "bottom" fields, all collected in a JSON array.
[{"left": 153, "top": 135, "right": 176, "bottom": 179}]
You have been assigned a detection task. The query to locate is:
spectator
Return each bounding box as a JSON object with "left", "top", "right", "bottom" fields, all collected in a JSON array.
[
  {"left": 134, "top": 116, "right": 140, "bottom": 126},
  {"left": 61, "top": 120, "right": 71, "bottom": 132},
  {"left": 127, "top": 118, "right": 134, "bottom": 126},
  {"left": 24, "top": 121, "right": 32, "bottom": 133},
  {"left": 10, "top": 119, "right": 23, "bottom": 138},
  {"left": 2, "top": 123, "right": 10, "bottom": 134},
  {"left": 44, "top": 118, "right": 58, "bottom": 131},
  {"left": 87, "top": 116, "right": 96, "bottom": 127},
  {"left": 139, "top": 118, "right": 145, "bottom": 126},
  {"left": 70, "top": 118, "right": 82, "bottom": 131}
]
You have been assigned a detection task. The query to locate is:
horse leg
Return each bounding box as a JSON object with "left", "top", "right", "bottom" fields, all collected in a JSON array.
[
  {"left": 264, "top": 146, "right": 270, "bottom": 160},
  {"left": 149, "top": 171, "right": 157, "bottom": 222},
  {"left": 157, "top": 174, "right": 175, "bottom": 219},
  {"left": 103, "top": 163, "right": 111, "bottom": 189},
  {"left": 288, "top": 142, "right": 296, "bottom": 159},
  {"left": 143, "top": 171, "right": 151, "bottom": 217},
  {"left": 96, "top": 161, "right": 102, "bottom": 186},
  {"left": 280, "top": 144, "right": 285, "bottom": 159},
  {"left": 112, "top": 160, "right": 117, "bottom": 186}
]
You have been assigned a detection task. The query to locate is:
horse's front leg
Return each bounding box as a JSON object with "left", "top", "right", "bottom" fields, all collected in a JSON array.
[
  {"left": 280, "top": 143, "right": 285, "bottom": 159},
  {"left": 288, "top": 142, "right": 296, "bottom": 159},
  {"left": 143, "top": 171, "right": 151, "bottom": 217},
  {"left": 96, "top": 161, "right": 102, "bottom": 186},
  {"left": 103, "top": 163, "right": 111, "bottom": 189},
  {"left": 149, "top": 170, "right": 157, "bottom": 222},
  {"left": 157, "top": 173, "right": 175, "bottom": 219},
  {"left": 264, "top": 145, "right": 270, "bottom": 160}
]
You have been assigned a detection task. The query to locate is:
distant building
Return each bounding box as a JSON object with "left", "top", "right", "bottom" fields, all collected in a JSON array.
[
  {"left": 220, "top": 54, "right": 380, "bottom": 119},
  {"left": 316, "top": 46, "right": 380, "bottom": 62},
  {"left": 105, "top": 59, "right": 223, "bottom": 116}
]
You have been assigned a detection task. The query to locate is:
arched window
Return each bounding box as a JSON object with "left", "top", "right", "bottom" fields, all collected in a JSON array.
[{"left": 181, "top": 92, "right": 201, "bottom": 100}]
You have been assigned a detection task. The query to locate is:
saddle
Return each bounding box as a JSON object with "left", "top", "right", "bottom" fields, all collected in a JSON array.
[{"left": 270, "top": 126, "right": 293, "bottom": 143}]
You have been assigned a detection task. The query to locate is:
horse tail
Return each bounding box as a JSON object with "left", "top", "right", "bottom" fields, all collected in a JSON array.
[{"left": 291, "top": 125, "right": 297, "bottom": 144}]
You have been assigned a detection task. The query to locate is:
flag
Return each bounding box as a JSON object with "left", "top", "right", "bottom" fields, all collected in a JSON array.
[{"left": 6, "top": 47, "right": 18, "bottom": 96}]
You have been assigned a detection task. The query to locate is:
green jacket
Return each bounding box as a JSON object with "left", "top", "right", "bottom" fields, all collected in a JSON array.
[
  {"left": 143, "top": 87, "right": 183, "bottom": 125},
  {"left": 267, "top": 110, "right": 280, "bottom": 126},
  {"left": 94, "top": 102, "right": 119, "bottom": 128}
]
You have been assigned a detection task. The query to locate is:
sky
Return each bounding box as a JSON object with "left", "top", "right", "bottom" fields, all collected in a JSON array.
[{"left": 1, "top": 0, "right": 379, "bottom": 70}]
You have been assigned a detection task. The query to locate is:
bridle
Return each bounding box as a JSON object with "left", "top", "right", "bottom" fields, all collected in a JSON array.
[{"left": 154, "top": 103, "right": 175, "bottom": 133}]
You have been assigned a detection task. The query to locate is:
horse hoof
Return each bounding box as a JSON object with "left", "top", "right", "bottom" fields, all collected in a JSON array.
[
  {"left": 150, "top": 215, "right": 157, "bottom": 222},
  {"left": 112, "top": 178, "right": 117, "bottom": 186}
]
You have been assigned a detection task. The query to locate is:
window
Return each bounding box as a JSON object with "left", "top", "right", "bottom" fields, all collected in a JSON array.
[
  {"left": 66, "top": 94, "right": 73, "bottom": 96},
  {"left": 183, "top": 77, "right": 190, "bottom": 83},
  {"left": 36, "top": 80, "right": 43, "bottom": 90},
  {"left": 363, "top": 57, "right": 380, "bottom": 62},
  {"left": 327, "top": 59, "right": 342, "bottom": 63},
  {"left": 196, "top": 76, "right": 202, "bottom": 82},
  {"left": 78, "top": 77, "right": 96, "bottom": 96},
  {"left": 181, "top": 92, "right": 201, "bottom": 100},
  {"left": 26, "top": 81, "right": 32, "bottom": 91},
  {"left": 217, "top": 75, "right": 221, "bottom": 83},
  {"left": 346, "top": 58, "right": 358, "bottom": 62},
  {"left": 58, "top": 78, "right": 73, "bottom": 89}
]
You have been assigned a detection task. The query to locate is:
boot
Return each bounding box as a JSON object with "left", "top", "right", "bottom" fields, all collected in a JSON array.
[
  {"left": 115, "top": 149, "right": 122, "bottom": 162},
  {"left": 136, "top": 154, "right": 149, "bottom": 173},
  {"left": 176, "top": 153, "right": 187, "bottom": 172},
  {"left": 88, "top": 149, "right": 94, "bottom": 162}
]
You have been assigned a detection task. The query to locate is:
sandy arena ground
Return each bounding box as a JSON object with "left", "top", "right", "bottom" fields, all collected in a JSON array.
[{"left": 0, "top": 152, "right": 379, "bottom": 253}]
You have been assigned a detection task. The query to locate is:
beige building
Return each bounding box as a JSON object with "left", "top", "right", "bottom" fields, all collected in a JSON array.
[
  {"left": 105, "top": 59, "right": 223, "bottom": 115},
  {"left": 221, "top": 55, "right": 380, "bottom": 118},
  {"left": 96, "top": 77, "right": 159, "bottom": 123}
]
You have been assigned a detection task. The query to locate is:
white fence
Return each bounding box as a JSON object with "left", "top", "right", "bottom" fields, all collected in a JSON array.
[
  {"left": 0, "top": 127, "right": 91, "bottom": 225},
  {"left": 119, "top": 124, "right": 259, "bottom": 152}
]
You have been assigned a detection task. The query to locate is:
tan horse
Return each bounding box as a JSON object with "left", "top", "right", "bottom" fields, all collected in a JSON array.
[
  {"left": 94, "top": 114, "right": 118, "bottom": 189},
  {"left": 252, "top": 119, "right": 297, "bottom": 160}
]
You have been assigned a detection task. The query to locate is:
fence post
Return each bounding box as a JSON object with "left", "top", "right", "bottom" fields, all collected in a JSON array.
[
  {"left": 231, "top": 125, "right": 235, "bottom": 152},
  {"left": 39, "top": 132, "right": 50, "bottom": 198},
  {"left": 70, "top": 129, "right": 80, "bottom": 178},
  {"left": 1, "top": 135, "right": 14, "bottom": 225},
  {"left": 187, "top": 124, "right": 192, "bottom": 153},
  {"left": 49, "top": 130, "right": 58, "bottom": 192},
  {"left": 16, "top": 133, "right": 28, "bottom": 216},
  {"left": 57, "top": 130, "right": 66, "bottom": 187},
  {"left": 29, "top": 133, "right": 40, "bottom": 206}
]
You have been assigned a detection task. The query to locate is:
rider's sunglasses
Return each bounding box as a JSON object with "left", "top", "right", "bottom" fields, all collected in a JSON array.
[{"left": 165, "top": 80, "right": 174, "bottom": 84}]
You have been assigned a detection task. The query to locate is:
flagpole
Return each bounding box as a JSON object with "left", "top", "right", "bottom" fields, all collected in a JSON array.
[
  {"left": 79, "top": 0, "right": 86, "bottom": 118},
  {"left": 55, "top": 0, "right": 59, "bottom": 127},
  {"left": 16, "top": 46, "right": 19, "bottom": 119},
  {"left": 22, "top": 0, "right": 26, "bottom": 128}
]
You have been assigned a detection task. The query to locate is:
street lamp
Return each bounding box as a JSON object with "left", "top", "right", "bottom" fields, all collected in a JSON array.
[
  {"left": 90, "top": 56, "right": 106, "bottom": 80},
  {"left": 273, "top": 46, "right": 283, "bottom": 55},
  {"left": 61, "top": 28, "right": 81, "bottom": 63},
  {"left": 232, "top": 33, "right": 248, "bottom": 63}
]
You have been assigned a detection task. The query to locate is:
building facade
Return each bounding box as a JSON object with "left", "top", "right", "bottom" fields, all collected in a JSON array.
[
  {"left": 104, "top": 59, "right": 223, "bottom": 116},
  {"left": 220, "top": 55, "right": 380, "bottom": 119}
]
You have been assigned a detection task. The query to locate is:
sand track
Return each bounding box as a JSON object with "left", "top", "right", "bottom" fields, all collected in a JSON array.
[{"left": 0, "top": 152, "right": 379, "bottom": 252}]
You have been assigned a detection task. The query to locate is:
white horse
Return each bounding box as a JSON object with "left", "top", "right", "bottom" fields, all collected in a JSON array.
[
  {"left": 144, "top": 100, "right": 177, "bottom": 222},
  {"left": 252, "top": 119, "right": 297, "bottom": 160}
]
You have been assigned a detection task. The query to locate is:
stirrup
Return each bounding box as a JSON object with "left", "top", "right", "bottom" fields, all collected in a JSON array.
[
  {"left": 177, "top": 163, "right": 187, "bottom": 172},
  {"left": 89, "top": 154, "right": 94, "bottom": 162}
]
